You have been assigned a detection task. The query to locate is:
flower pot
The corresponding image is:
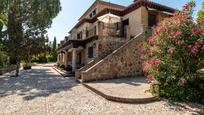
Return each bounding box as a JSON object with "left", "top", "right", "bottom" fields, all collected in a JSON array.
[{"left": 23, "top": 66, "right": 32, "bottom": 70}]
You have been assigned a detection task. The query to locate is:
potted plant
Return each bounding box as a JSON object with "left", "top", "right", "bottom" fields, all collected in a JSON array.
[{"left": 23, "top": 63, "right": 32, "bottom": 70}]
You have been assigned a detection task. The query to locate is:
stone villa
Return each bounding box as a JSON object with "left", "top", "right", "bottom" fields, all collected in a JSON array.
[{"left": 57, "top": 0, "right": 175, "bottom": 82}]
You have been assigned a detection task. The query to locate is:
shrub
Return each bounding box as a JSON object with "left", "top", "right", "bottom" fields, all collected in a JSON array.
[
  {"left": 31, "top": 57, "right": 39, "bottom": 63},
  {"left": 38, "top": 56, "right": 48, "bottom": 63},
  {"left": 60, "top": 64, "right": 65, "bottom": 69},
  {"left": 47, "top": 55, "right": 56, "bottom": 62},
  {"left": 65, "top": 65, "right": 72, "bottom": 71},
  {"left": 23, "top": 65, "right": 32, "bottom": 70},
  {"left": 142, "top": 2, "right": 204, "bottom": 104},
  {"left": 31, "top": 56, "right": 48, "bottom": 63},
  {"left": 0, "top": 51, "right": 8, "bottom": 67}
]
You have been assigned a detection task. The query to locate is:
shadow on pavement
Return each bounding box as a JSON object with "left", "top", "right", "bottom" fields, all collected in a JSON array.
[{"left": 0, "top": 66, "right": 78, "bottom": 101}]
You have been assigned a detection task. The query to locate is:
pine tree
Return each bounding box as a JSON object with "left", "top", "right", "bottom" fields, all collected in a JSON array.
[{"left": 52, "top": 37, "right": 57, "bottom": 61}]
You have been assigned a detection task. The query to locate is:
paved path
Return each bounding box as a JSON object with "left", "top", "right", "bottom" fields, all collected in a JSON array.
[
  {"left": 86, "top": 77, "right": 153, "bottom": 99},
  {"left": 0, "top": 65, "right": 203, "bottom": 115}
]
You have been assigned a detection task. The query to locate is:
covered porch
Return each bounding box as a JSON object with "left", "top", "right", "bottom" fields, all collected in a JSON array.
[
  {"left": 57, "top": 43, "right": 86, "bottom": 72},
  {"left": 57, "top": 36, "right": 98, "bottom": 72}
]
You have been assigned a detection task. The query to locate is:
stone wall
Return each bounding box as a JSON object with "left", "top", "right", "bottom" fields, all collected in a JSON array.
[
  {"left": 123, "top": 7, "right": 144, "bottom": 37},
  {"left": 81, "top": 32, "right": 145, "bottom": 82},
  {"left": 85, "top": 41, "right": 98, "bottom": 64},
  {"left": 98, "top": 37, "right": 127, "bottom": 59}
]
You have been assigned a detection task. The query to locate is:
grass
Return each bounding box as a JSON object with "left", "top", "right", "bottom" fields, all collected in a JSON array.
[{"left": 0, "top": 64, "right": 16, "bottom": 69}]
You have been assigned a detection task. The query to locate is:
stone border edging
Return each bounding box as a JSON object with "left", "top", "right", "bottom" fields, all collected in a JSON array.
[
  {"left": 82, "top": 83, "right": 158, "bottom": 104},
  {"left": 0, "top": 67, "right": 16, "bottom": 75},
  {"left": 52, "top": 66, "right": 72, "bottom": 77}
]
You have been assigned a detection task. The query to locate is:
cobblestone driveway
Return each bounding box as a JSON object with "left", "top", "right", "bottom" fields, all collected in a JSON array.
[{"left": 0, "top": 65, "right": 203, "bottom": 115}]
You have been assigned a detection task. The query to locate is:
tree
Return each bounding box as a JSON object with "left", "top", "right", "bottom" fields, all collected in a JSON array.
[
  {"left": 0, "top": 0, "right": 8, "bottom": 67},
  {"left": 3, "top": 0, "right": 61, "bottom": 76},
  {"left": 197, "top": 2, "right": 204, "bottom": 28},
  {"left": 142, "top": 2, "right": 204, "bottom": 104},
  {"left": 52, "top": 37, "right": 57, "bottom": 61},
  {"left": 0, "top": 0, "right": 7, "bottom": 39},
  {"left": 0, "top": 42, "right": 8, "bottom": 67}
]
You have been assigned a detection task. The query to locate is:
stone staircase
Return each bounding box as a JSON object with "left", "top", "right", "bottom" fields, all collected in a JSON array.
[
  {"left": 76, "top": 32, "right": 146, "bottom": 82},
  {"left": 75, "top": 36, "right": 127, "bottom": 79},
  {"left": 75, "top": 58, "right": 100, "bottom": 79}
]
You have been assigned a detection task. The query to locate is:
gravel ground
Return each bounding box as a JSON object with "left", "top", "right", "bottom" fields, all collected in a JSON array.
[{"left": 0, "top": 65, "right": 203, "bottom": 115}]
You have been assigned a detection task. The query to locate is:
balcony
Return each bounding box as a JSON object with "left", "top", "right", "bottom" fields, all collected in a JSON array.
[{"left": 86, "top": 27, "right": 97, "bottom": 38}]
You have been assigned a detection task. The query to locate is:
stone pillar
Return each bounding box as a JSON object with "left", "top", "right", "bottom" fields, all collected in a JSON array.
[
  {"left": 57, "top": 54, "right": 59, "bottom": 63},
  {"left": 64, "top": 51, "right": 68, "bottom": 67},
  {"left": 81, "top": 52, "right": 84, "bottom": 65},
  {"left": 72, "top": 48, "right": 77, "bottom": 72},
  {"left": 61, "top": 53, "right": 62, "bottom": 64},
  {"left": 59, "top": 54, "right": 61, "bottom": 64}
]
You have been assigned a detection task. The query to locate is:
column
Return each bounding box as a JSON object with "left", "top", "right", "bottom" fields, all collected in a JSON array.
[
  {"left": 59, "top": 54, "right": 61, "bottom": 64},
  {"left": 81, "top": 51, "right": 84, "bottom": 65},
  {"left": 72, "top": 48, "right": 77, "bottom": 72},
  {"left": 57, "top": 54, "right": 59, "bottom": 63},
  {"left": 64, "top": 51, "right": 68, "bottom": 67}
]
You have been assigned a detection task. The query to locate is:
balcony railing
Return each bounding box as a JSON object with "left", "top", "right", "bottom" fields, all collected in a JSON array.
[
  {"left": 86, "top": 27, "right": 97, "bottom": 38},
  {"left": 71, "top": 24, "right": 153, "bottom": 42}
]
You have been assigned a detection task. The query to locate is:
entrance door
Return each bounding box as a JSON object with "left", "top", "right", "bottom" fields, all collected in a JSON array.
[
  {"left": 78, "top": 52, "right": 82, "bottom": 64},
  {"left": 121, "top": 19, "right": 129, "bottom": 38},
  {"left": 148, "top": 14, "right": 157, "bottom": 27}
]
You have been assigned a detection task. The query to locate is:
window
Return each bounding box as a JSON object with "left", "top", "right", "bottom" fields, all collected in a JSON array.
[
  {"left": 122, "top": 19, "right": 129, "bottom": 26},
  {"left": 89, "top": 9, "right": 97, "bottom": 18},
  {"left": 88, "top": 47, "right": 94, "bottom": 58},
  {"left": 92, "top": 9, "right": 96, "bottom": 17},
  {"left": 77, "top": 31, "right": 82, "bottom": 39},
  {"left": 121, "top": 19, "right": 129, "bottom": 37},
  {"left": 148, "top": 14, "right": 157, "bottom": 27}
]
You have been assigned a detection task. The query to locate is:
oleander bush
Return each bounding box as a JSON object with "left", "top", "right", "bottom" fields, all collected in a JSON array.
[{"left": 142, "top": 2, "right": 204, "bottom": 104}]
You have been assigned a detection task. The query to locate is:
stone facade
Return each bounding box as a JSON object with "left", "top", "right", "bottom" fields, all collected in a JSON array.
[
  {"left": 81, "top": 33, "right": 145, "bottom": 82},
  {"left": 57, "top": 0, "right": 175, "bottom": 81}
]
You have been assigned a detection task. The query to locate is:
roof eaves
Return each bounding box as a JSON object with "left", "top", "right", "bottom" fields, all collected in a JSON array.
[
  {"left": 123, "top": 0, "right": 176, "bottom": 15},
  {"left": 78, "top": 0, "right": 126, "bottom": 21}
]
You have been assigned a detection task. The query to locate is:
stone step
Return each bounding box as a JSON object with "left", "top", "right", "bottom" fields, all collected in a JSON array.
[
  {"left": 53, "top": 66, "right": 75, "bottom": 77},
  {"left": 83, "top": 77, "right": 157, "bottom": 104}
]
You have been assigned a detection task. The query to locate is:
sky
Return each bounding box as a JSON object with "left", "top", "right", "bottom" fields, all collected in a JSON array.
[{"left": 47, "top": 0, "right": 204, "bottom": 43}]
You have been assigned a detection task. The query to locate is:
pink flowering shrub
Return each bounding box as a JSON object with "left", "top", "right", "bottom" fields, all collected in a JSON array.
[{"left": 142, "top": 1, "right": 204, "bottom": 104}]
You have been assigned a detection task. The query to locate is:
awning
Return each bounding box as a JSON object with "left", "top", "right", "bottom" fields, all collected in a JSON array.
[{"left": 97, "top": 13, "right": 121, "bottom": 24}]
